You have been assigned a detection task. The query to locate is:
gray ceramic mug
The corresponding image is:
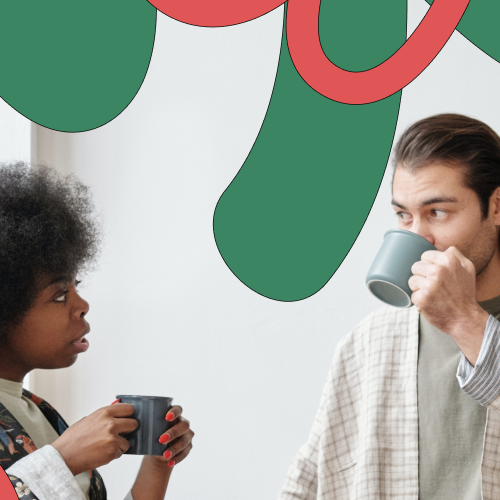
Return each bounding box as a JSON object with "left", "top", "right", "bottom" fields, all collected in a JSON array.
[
  {"left": 366, "top": 229, "right": 436, "bottom": 308},
  {"left": 116, "top": 395, "right": 173, "bottom": 456}
]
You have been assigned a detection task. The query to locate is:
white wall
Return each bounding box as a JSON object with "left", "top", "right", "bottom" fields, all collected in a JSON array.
[
  {"left": 0, "top": 98, "right": 32, "bottom": 164},
  {"left": 23, "top": 1, "right": 500, "bottom": 499}
]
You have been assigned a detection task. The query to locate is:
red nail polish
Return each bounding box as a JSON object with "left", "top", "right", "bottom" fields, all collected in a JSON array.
[
  {"left": 168, "top": 460, "right": 175, "bottom": 467},
  {"left": 159, "top": 434, "right": 169, "bottom": 444},
  {"left": 163, "top": 450, "right": 172, "bottom": 460},
  {"left": 111, "top": 399, "right": 120, "bottom": 405},
  {"left": 165, "top": 412, "right": 174, "bottom": 421}
]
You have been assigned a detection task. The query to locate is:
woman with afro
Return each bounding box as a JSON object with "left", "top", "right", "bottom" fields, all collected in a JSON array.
[{"left": 0, "top": 162, "right": 194, "bottom": 500}]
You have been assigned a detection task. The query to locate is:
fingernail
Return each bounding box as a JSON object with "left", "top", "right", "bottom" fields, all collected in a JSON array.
[
  {"left": 163, "top": 450, "right": 172, "bottom": 460},
  {"left": 111, "top": 399, "right": 120, "bottom": 405},
  {"left": 165, "top": 412, "right": 174, "bottom": 421},
  {"left": 159, "top": 434, "right": 170, "bottom": 444},
  {"left": 168, "top": 460, "right": 175, "bottom": 467}
]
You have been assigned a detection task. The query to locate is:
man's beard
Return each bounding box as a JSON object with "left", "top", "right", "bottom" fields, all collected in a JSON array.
[
  {"left": 476, "top": 255, "right": 494, "bottom": 276},
  {"left": 466, "top": 225, "right": 498, "bottom": 277}
]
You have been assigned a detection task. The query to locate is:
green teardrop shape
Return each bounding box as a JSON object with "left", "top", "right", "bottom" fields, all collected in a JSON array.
[
  {"left": 213, "top": 0, "right": 405, "bottom": 301},
  {"left": 0, "top": 0, "right": 156, "bottom": 132},
  {"left": 425, "top": 0, "right": 500, "bottom": 62}
]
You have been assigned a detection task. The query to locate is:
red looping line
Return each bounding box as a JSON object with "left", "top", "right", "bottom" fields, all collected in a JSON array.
[
  {"left": 286, "top": 0, "right": 470, "bottom": 104},
  {"left": 149, "top": 0, "right": 469, "bottom": 104}
]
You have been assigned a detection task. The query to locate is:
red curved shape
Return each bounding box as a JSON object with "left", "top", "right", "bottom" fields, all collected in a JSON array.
[
  {"left": 287, "top": 0, "right": 470, "bottom": 104},
  {"left": 147, "top": 0, "right": 285, "bottom": 27},
  {"left": 0, "top": 468, "right": 17, "bottom": 500}
]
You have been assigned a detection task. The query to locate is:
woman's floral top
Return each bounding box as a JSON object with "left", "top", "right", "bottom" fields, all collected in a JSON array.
[
  {"left": 10, "top": 478, "right": 31, "bottom": 498},
  {"left": 0, "top": 389, "right": 106, "bottom": 499}
]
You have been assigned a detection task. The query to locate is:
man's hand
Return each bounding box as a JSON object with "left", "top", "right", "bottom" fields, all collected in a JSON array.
[{"left": 408, "top": 246, "right": 489, "bottom": 365}]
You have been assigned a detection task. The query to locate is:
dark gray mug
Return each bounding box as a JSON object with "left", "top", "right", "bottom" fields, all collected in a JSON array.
[
  {"left": 116, "top": 395, "right": 173, "bottom": 456},
  {"left": 366, "top": 229, "right": 436, "bottom": 307}
]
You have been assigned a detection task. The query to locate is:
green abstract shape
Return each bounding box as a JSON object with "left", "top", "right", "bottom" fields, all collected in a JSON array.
[
  {"left": 0, "top": 0, "right": 156, "bottom": 132},
  {"left": 425, "top": 0, "right": 500, "bottom": 62},
  {"left": 213, "top": 1, "right": 405, "bottom": 301}
]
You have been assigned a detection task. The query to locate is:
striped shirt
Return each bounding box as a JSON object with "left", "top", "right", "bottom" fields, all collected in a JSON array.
[{"left": 457, "top": 314, "right": 500, "bottom": 405}]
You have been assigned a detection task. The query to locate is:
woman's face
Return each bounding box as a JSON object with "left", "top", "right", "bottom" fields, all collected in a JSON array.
[{"left": 1, "top": 276, "right": 90, "bottom": 381}]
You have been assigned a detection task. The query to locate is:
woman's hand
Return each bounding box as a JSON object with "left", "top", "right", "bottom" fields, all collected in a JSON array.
[
  {"left": 52, "top": 403, "right": 137, "bottom": 476},
  {"left": 131, "top": 405, "right": 194, "bottom": 500},
  {"left": 155, "top": 405, "right": 194, "bottom": 467}
]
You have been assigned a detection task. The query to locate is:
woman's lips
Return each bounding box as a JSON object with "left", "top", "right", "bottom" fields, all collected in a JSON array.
[{"left": 71, "top": 336, "right": 89, "bottom": 353}]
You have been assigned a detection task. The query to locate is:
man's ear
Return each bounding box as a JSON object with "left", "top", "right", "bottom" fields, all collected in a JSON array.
[{"left": 490, "top": 186, "right": 500, "bottom": 224}]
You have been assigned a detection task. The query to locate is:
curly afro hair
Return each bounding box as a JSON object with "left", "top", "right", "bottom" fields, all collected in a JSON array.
[{"left": 0, "top": 162, "right": 102, "bottom": 340}]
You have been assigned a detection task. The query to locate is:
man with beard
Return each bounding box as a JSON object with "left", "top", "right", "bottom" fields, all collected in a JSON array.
[{"left": 279, "top": 114, "right": 500, "bottom": 499}]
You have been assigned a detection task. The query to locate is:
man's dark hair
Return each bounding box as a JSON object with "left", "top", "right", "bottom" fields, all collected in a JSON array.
[
  {"left": 393, "top": 113, "right": 500, "bottom": 219},
  {"left": 0, "top": 162, "right": 101, "bottom": 340}
]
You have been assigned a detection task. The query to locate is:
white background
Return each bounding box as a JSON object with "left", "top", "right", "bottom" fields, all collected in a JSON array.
[{"left": 2, "top": 0, "right": 500, "bottom": 498}]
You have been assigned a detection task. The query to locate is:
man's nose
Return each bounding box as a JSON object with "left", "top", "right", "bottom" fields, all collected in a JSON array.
[{"left": 408, "top": 222, "right": 435, "bottom": 246}]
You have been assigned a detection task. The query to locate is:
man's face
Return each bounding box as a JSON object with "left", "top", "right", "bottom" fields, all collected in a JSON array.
[{"left": 392, "top": 163, "right": 499, "bottom": 276}]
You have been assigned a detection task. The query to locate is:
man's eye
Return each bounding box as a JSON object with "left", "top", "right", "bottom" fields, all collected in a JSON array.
[
  {"left": 396, "top": 212, "right": 411, "bottom": 221},
  {"left": 432, "top": 209, "right": 447, "bottom": 219},
  {"left": 54, "top": 291, "right": 68, "bottom": 303}
]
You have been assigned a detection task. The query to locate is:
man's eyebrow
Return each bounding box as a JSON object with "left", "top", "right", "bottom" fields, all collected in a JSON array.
[
  {"left": 391, "top": 199, "right": 406, "bottom": 209},
  {"left": 391, "top": 196, "right": 458, "bottom": 210}
]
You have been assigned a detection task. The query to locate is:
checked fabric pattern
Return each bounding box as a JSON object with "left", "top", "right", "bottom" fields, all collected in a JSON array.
[{"left": 278, "top": 305, "right": 500, "bottom": 500}]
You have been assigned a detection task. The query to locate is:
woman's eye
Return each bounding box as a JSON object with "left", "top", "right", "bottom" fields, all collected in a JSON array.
[{"left": 54, "top": 291, "right": 68, "bottom": 303}]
